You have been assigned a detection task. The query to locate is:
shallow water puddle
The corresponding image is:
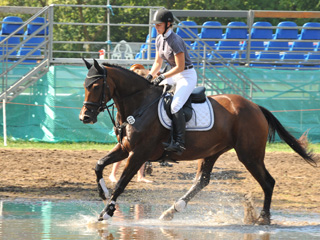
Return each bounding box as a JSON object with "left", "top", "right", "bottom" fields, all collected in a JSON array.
[{"left": 0, "top": 200, "right": 319, "bottom": 240}]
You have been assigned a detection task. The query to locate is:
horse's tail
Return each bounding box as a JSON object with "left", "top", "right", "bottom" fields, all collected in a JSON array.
[{"left": 259, "top": 105, "right": 317, "bottom": 167}]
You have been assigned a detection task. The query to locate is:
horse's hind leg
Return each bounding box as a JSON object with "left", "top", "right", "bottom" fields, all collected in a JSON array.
[
  {"left": 236, "top": 148, "right": 275, "bottom": 225},
  {"left": 160, "top": 155, "right": 219, "bottom": 221}
]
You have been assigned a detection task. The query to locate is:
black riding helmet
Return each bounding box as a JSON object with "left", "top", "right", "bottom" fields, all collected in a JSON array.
[{"left": 151, "top": 8, "right": 174, "bottom": 35}]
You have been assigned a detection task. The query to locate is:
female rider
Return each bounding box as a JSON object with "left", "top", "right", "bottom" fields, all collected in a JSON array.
[{"left": 146, "top": 8, "right": 197, "bottom": 155}]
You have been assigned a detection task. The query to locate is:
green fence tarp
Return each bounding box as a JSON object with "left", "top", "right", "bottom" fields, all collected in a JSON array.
[
  {"left": 1, "top": 65, "right": 116, "bottom": 143},
  {"left": 0, "top": 65, "right": 319, "bottom": 143}
]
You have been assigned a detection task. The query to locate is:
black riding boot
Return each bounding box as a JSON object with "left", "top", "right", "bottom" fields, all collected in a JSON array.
[{"left": 164, "top": 109, "right": 186, "bottom": 155}]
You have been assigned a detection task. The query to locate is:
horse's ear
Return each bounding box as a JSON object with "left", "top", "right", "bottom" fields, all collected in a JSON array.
[
  {"left": 93, "top": 59, "right": 104, "bottom": 74},
  {"left": 82, "top": 58, "right": 92, "bottom": 70}
]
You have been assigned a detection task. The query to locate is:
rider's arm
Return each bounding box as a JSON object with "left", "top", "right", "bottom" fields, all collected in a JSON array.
[{"left": 149, "top": 51, "right": 163, "bottom": 77}]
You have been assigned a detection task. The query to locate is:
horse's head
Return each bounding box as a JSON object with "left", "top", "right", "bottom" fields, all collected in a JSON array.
[{"left": 79, "top": 59, "right": 112, "bottom": 124}]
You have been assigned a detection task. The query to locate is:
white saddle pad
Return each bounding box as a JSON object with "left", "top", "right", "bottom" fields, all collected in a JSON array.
[{"left": 158, "top": 97, "right": 214, "bottom": 131}]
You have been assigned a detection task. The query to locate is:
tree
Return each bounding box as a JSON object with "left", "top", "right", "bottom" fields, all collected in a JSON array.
[{"left": 1, "top": 0, "right": 320, "bottom": 57}]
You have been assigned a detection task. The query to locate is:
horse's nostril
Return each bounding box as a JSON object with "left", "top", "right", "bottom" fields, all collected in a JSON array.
[{"left": 80, "top": 115, "right": 92, "bottom": 123}]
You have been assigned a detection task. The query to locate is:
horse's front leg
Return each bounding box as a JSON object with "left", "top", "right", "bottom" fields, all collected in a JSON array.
[
  {"left": 98, "top": 151, "right": 147, "bottom": 221},
  {"left": 160, "top": 156, "right": 218, "bottom": 221},
  {"left": 95, "top": 143, "right": 129, "bottom": 201}
]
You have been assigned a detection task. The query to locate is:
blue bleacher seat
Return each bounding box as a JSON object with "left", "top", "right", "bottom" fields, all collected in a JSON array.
[
  {"left": 23, "top": 17, "right": 47, "bottom": 47},
  {"left": 290, "top": 22, "right": 320, "bottom": 53},
  {"left": 298, "top": 52, "right": 320, "bottom": 69},
  {"left": 210, "top": 21, "right": 247, "bottom": 62},
  {"left": 192, "top": 21, "right": 222, "bottom": 59},
  {"left": 176, "top": 21, "right": 198, "bottom": 46},
  {"left": 277, "top": 51, "right": 306, "bottom": 69},
  {"left": 16, "top": 17, "right": 47, "bottom": 62},
  {"left": 235, "top": 21, "right": 273, "bottom": 60},
  {"left": 305, "top": 52, "right": 320, "bottom": 67},
  {"left": 250, "top": 51, "right": 280, "bottom": 67},
  {"left": 0, "top": 16, "right": 24, "bottom": 56},
  {"left": 224, "top": 22, "right": 248, "bottom": 39},
  {"left": 0, "top": 16, "right": 24, "bottom": 35},
  {"left": 17, "top": 47, "right": 41, "bottom": 63},
  {"left": 274, "top": 21, "right": 298, "bottom": 39},
  {"left": 299, "top": 22, "right": 320, "bottom": 40},
  {"left": 290, "top": 41, "right": 314, "bottom": 53},
  {"left": 193, "top": 21, "right": 222, "bottom": 49},
  {"left": 265, "top": 21, "right": 298, "bottom": 52}
]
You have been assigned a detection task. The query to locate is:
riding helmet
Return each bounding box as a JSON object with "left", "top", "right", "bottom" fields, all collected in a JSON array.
[{"left": 151, "top": 8, "right": 174, "bottom": 24}]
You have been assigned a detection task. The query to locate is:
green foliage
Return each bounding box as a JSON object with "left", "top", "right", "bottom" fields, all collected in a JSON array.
[{"left": 1, "top": 0, "right": 320, "bottom": 57}]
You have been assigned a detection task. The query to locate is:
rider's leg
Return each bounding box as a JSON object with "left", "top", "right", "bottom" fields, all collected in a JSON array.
[
  {"left": 164, "top": 108, "right": 186, "bottom": 154},
  {"left": 164, "top": 69, "right": 197, "bottom": 154}
]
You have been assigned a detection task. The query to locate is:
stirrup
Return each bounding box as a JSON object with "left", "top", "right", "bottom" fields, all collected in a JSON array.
[
  {"left": 162, "top": 141, "right": 170, "bottom": 148},
  {"left": 164, "top": 141, "right": 185, "bottom": 155}
]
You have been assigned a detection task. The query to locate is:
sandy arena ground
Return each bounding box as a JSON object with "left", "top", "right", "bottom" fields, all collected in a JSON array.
[{"left": 0, "top": 148, "right": 319, "bottom": 214}]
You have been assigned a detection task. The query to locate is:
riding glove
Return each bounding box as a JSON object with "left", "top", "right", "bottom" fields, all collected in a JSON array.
[
  {"left": 153, "top": 74, "right": 166, "bottom": 86},
  {"left": 146, "top": 74, "right": 153, "bottom": 82}
]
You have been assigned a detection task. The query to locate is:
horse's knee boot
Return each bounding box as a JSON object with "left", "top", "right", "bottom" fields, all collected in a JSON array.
[{"left": 95, "top": 161, "right": 104, "bottom": 180}]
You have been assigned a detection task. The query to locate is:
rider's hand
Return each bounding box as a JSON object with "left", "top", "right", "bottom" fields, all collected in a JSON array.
[
  {"left": 146, "top": 74, "right": 153, "bottom": 82},
  {"left": 153, "top": 74, "right": 166, "bottom": 86}
]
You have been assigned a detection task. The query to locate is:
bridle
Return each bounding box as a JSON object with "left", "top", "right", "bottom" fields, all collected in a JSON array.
[
  {"left": 83, "top": 67, "right": 111, "bottom": 113},
  {"left": 82, "top": 67, "right": 119, "bottom": 128}
]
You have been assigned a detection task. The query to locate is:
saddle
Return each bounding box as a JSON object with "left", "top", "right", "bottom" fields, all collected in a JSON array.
[{"left": 163, "top": 86, "right": 206, "bottom": 122}]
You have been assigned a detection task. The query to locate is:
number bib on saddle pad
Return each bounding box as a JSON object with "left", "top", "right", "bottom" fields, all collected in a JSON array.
[{"left": 157, "top": 97, "right": 214, "bottom": 131}]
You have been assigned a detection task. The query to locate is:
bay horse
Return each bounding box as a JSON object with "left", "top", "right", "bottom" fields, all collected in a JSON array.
[{"left": 79, "top": 59, "right": 316, "bottom": 224}]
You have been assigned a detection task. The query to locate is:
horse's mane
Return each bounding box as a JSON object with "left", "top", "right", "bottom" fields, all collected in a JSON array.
[{"left": 101, "top": 62, "right": 151, "bottom": 84}]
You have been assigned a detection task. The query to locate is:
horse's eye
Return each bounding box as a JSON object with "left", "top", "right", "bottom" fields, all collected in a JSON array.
[{"left": 93, "top": 84, "right": 100, "bottom": 90}]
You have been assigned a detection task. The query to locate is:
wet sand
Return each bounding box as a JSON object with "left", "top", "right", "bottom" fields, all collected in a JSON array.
[{"left": 0, "top": 149, "right": 319, "bottom": 214}]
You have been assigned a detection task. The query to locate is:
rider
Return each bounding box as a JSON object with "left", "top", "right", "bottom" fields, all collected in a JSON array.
[{"left": 146, "top": 8, "right": 197, "bottom": 155}]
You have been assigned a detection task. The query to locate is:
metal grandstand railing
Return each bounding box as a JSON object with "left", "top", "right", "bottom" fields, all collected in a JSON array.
[
  {"left": 1, "top": 5, "right": 320, "bottom": 104},
  {"left": 164, "top": 10, "right": 263, "bottom": 98},
  {"left": 0, "top": 6, "right": 51, "bottom": 107}
]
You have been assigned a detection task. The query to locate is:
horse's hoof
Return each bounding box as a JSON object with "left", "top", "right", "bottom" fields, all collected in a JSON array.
[
  {"left": 98, "top": 201, "right": 116, "bottom": 221},
  {"left": 145, "top": 163, "right": 153, "bottom": 175},
  {"left": 98, "top": 211, "right": 111, "bottom": 221},
  {"left": 256, "top": 211, "right": 271, "bottom": 225},
  {"left": 159, "top": 206, "right": 175, "bottom": 221},
  {"left": 159, "top": 212, "right": 174, "bottom": 221},
  {"left": 256, "top": 217, "right": 270, "bottom": 225}
]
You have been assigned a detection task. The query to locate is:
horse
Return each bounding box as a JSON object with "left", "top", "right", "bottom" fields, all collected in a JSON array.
[{"left": 79, "top": 59, "right": 317, "bottom": 224}]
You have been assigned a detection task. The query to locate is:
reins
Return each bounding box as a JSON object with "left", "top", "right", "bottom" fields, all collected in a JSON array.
[
  {"left": 84, "top": 65, "right": 166, "bottom": 145},
  {"left": 113, "top": 86, "right": 166, "bottom": 145}
]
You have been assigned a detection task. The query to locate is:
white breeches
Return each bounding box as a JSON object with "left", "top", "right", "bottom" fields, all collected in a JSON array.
[{"left": 160, "top": 68, "right": 197, "bottom": 114}]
